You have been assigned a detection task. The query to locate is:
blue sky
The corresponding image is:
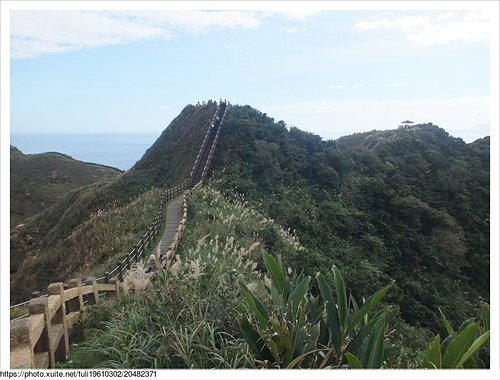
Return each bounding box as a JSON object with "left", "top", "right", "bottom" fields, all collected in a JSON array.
[{"left": 7, "top": 4, "right": 497, "bottom": 142}]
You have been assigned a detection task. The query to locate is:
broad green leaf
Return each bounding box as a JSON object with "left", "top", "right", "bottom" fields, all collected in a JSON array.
[
  {"left": 270, "top": 285, "right": 284, "bottom": 307},
  {"left": 286, "top": 348, "right": 321, "bottom": 369},
  {"left": 458, "top": 317, "right": 475, "bottom": 333},
  {"left": 442, "top": 322, "right": 479, "bottom": 368},
  {"left": 455, "top": 330, "right": 490, "bottom": 369},
  {"left": 440, "top": 335, "right": 453, "bottom": 353},
  {"left": 239, "top": 280, "right": 269, "bottom": 327},
  {"left": 240, "top": 318, "right": 273, "bottom": 361},
  {"left": 350, "top": 294, "right": 359, "bottom": 314},
  {"left": 280, "top": 327, "right": 295, "bottom": 365},
  {"left": 346, "top": 281, "right": 394, "bottom": 338},
  {"left": 438, "top": 307, "right": 455, "bottom": 336},
  {"left": 318, "top": 319, "right": 329, "bottom": 346},
  {"left": 332, "top": 265, "right": 348, "bottom": 330},
  {"left": 372, "top": 305, "right": 399, "bottom": 325},
  {"left": 268, "top": 338, "right": 280, "bottom": 364},
  {"left": 345, "top": 315, "right": 381, "bottom": 357},
  {"left": 262, "top": 251, "right": 287, "bottom": 300},
  {"left": 481, "top": 304, "right": 490, "bottom": 331},
  {"left": 363, "top": 315, "right": 385, "bottom": 368},
  {"left": 270, "top": 315, "right": 283, "bottom": 336},
  {"left": 288, "top": 276, "right": 311, "bottom": 316},
  {"left": 307, "top": 296, "right": 324, "bottom": 324},
  {"left": 345, "top": 352, "right": 364, "bottom": 369},
  {"left": 292, "top": 325, "right": 308, "bottom": 358},
  {"left": 306, "top": 322, "right": 321, "bottom": 353},
  {"left": 423, "top": 335, "right": 442, "bottom": 369},
  {"left": 316, "top": 273, "right": 341, "bottom": 348}
]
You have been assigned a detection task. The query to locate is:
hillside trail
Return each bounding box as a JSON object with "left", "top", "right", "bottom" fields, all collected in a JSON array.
[
  {"left": 156, "top": 196, "right": 183, "bottom": 257},
  {"left": 154, "top": 100, "right": 228, "bottom": 260}
]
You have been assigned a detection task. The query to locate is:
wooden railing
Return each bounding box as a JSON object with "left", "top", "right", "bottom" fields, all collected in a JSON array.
[
  {"left": 201, "top": 102, "right": 229, "bottom": 180},
  {"left": 189, "top": 101, "right": 229, "bottom": 186},
  {"left": 10, "top": 277, "right": 120, "bottom": 368},
  {"left": 10, "top": 100, "right": 229, "bottom": 368},
  {"left": 9, "top": 182, "right": 187, "bottom": 320},
  {"left": 9, "top": 181, "right": 188, "bottom": 369}
]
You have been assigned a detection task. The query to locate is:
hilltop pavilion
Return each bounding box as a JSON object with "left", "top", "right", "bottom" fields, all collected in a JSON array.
[{"left": 399, "top": 120, "right": 415, "bottom": 128}]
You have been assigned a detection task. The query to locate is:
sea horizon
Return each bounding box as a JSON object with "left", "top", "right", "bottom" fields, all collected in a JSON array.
[{"left": 10, "top": 132, "right": 160, "bottom": 171}]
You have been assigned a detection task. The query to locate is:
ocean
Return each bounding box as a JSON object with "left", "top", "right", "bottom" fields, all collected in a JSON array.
[{"left": 10, "top": 133, "right": 159, "bottom": 171}]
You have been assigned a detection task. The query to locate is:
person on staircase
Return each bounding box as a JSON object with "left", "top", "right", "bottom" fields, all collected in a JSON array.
[{"left": 146, "top": 254, "right": 158, "bottom": 274}]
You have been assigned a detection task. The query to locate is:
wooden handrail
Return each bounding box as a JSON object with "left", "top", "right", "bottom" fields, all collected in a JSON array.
[{"left": 10, "top": 277, "right": 120, "bottom": 368}]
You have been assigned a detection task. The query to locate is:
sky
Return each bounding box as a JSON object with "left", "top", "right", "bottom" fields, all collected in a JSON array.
[{"left": 5, "top": 2, "right": 498, "bottom": 143}]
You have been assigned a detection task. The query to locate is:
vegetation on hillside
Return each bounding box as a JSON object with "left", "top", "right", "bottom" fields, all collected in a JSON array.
[
  {"left": 10, "top": 146, "right": 121, "bottom": 229},
  {"left": 210, "top": 105, "right": 489, "bottom": 336},
  {"left": 11, "top": 186, "right": 164, "bottom": 301},
  {"left": 10, "top": 102, "right": 490, "bottom": 369},
  {"left": 10, "top": 102, "right": 218, "bottom": 303},
  {"left": 64, "top": 187, "right": 303, "bottom": 368},
  {"left": 64, "top": 186, "right": 490, "bottom": 369}
]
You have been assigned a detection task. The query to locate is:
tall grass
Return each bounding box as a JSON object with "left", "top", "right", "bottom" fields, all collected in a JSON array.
[
  {"left": 63, "top": 185, "right": 490, "bottom": 369},
  {"left": 65, "top": 186, "right": 305, "bottom": 368}
]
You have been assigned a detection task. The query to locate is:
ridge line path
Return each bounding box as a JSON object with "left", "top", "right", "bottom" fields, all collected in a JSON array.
[{"left": 157, "top": 195, "right": 183, "bottom": 257}]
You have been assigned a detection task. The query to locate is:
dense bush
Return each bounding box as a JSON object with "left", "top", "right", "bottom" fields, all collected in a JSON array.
[{"left": 210, "top": 105, "right": 489, "bottom": 335}]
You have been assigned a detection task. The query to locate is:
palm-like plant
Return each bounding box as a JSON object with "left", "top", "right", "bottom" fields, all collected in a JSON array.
[
  {"left": 422, "top": 304, "right": 490, "bottom": 369},
  {"left": 239, "top": 251, "right": 398, "bottom": 368}
]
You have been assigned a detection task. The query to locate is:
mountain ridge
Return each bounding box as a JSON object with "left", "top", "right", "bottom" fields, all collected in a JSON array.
[{"left": 10, "top": 102, "right": 489, "bottom": 338}]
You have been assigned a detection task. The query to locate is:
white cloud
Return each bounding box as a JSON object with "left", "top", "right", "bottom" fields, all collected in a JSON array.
[
  {"left": 325, "top": 81, "right": 425, "bottom": 90},
  {"left": 282, "top": 26, "right": 307, "bottom": 34},
  {"left": 272, "top": 9, "right": 321, "bottom": 21},
  {"left": 11, "top": 11, "right": 166, "bottom": 59},
  {"left": 10, "top": 10, "right": 263, "bottom": 59},
  {"left": 263, "top": 96, "right": 489, "bottom": 142},
  {"left": 115, "top": 11, "right": 262, "bottom": 35},
  {"left": 355, "top": 16, "right": 430, "bottom": 33},
  {"left": 353, "top": 11, "right": 490, "bottom": 46}
]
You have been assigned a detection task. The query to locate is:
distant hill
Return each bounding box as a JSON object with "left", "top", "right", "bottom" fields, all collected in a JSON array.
[
  {"left": 10, "top": 146, "right": 122, "bottom": 229},
  {"left": 10, "top": 101, "right": 217, "bottom": 303}
]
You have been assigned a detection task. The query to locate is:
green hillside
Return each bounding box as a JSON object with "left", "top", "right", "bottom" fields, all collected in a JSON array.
[
  {"left": 10, "top": 101, "right": 217, "bottom": 303},
  {"left": 10, "top": 146, "right": 122, "bottom": 229},
  {"left": 209, "top": 105, "right": 489, "bottom": 333},
  {"left": 65, "top": 185, "right": 489, "bottom": 369},
  {"left": 10, "top": 102, "right": 490, "bottom": 368}
]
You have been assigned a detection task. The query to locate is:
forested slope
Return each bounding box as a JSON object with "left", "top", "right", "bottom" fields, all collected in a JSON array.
[{"left": 210, "top": 105, "right": 489, "bottom": 333}]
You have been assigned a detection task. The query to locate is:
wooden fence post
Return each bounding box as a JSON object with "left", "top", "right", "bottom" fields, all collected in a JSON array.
[
  {"left": 10, "top": 317, "right": 36, "bottom": 368},
  {"left": 67, "top": 278, "right": 83, "bottom": 313},
  {"left": 84, "top": 278, "right": 98, "bottom": 306},
  {"left": 104, "top": 271, "right": 110, "bottom": 284},
  {"left": 47, "top": 282, "right": 68, "bottom": 364},
  {"left": 132, "top": 245, "right": 138, "bottom": 263},
  {"left": 117, "top": 261, "right": 123, "bottom": 283},
  {"left": 148, "top": 226, "right": 154, "bottom": 244},
  {"left": 110, "top": 278, "right": 120, "bottom": 297},
  {"left": 126, "top": 253, "right": 131, "bottom": 270},
  {"left": 28, "top": 297, "right": 51, "bottom": 367}
]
